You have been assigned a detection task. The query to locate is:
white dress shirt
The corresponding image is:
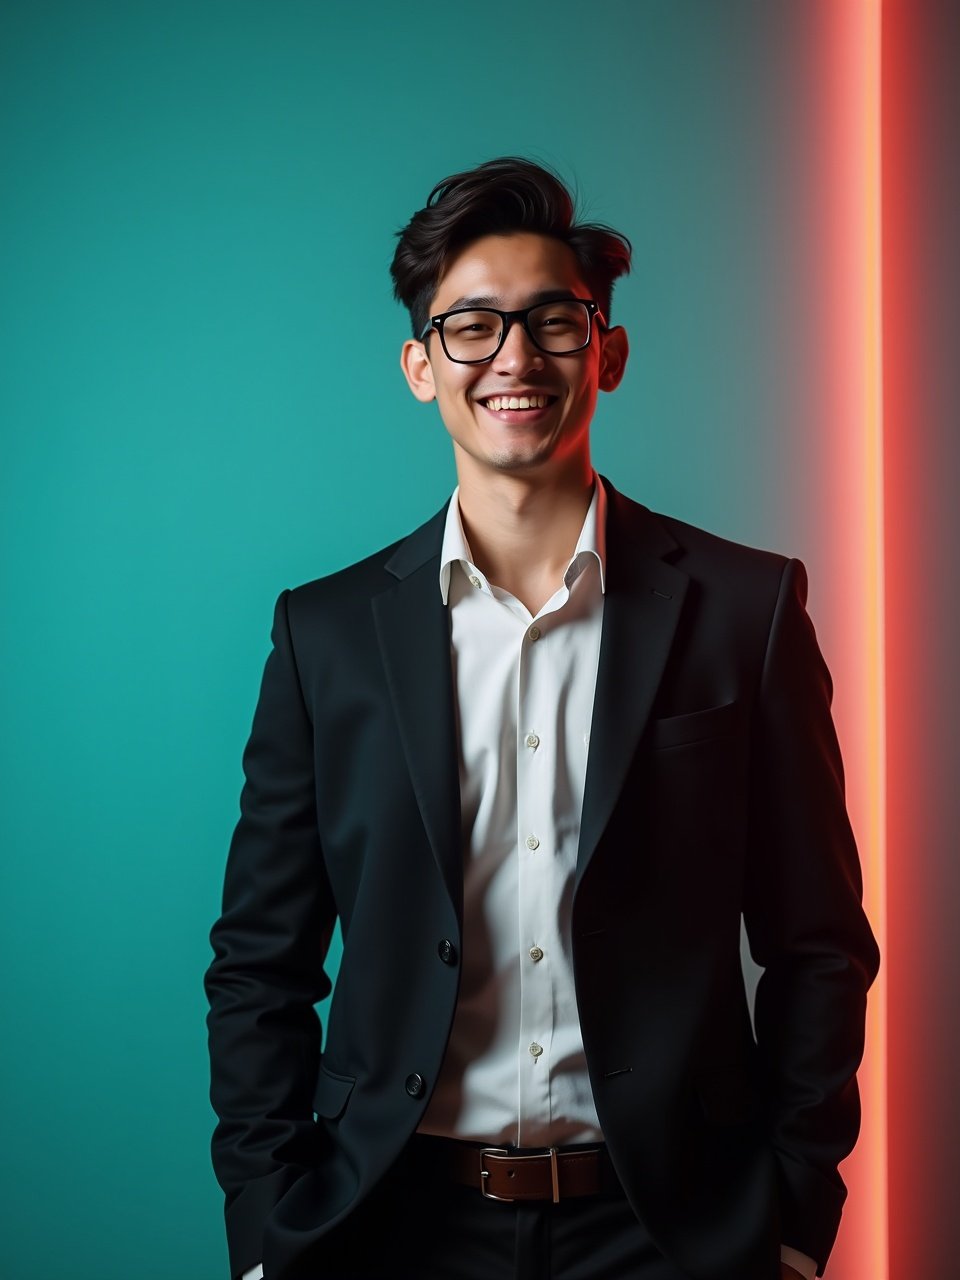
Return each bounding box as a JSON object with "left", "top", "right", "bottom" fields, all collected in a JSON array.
[{"left": 419, "top": 480, "right": 606, "bottom": 1146}]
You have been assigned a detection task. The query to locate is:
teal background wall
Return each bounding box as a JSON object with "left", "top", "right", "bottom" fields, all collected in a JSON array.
[{"left": 1, "top": 4, "right": 874, "bottom": 1278}]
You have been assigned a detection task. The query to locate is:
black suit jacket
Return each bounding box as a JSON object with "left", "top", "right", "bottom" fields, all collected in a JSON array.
[{"left": 206, "top": 479, "right": 879, "bottom": 1280}]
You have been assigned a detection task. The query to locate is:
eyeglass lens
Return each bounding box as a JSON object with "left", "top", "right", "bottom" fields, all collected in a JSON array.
[{"left": 441, "top": 301, "right": 591, "bottom": 362}]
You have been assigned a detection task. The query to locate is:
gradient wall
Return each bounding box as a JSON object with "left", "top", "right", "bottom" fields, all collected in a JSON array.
[
  {"left": 2, "top": 3, "right": 954, "bottom": 1277},
  {"left": 882, "top": 4, "right": 960, "bottom": 1278}
]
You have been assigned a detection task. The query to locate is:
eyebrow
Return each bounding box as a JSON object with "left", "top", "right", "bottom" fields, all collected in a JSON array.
[{"left": 442, "top": 288, "right": 580, "bottom": 312}]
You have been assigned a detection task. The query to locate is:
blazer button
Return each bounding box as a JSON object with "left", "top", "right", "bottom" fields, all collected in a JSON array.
[
  {"left": 437, "top": 938, "right": 458, "bottom": 965},
  {"left": 405, "top": 1073, "right": 425, "bottom": 1098}
]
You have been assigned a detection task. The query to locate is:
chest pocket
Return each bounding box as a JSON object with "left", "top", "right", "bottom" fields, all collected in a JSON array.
[{"left": 648, "top": 700, "right": 739, "bottom": 751}]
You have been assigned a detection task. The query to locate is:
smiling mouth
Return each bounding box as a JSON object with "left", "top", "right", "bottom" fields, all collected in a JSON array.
[{"left": 479, "top": 394, "right": 556, "bottom": 411}]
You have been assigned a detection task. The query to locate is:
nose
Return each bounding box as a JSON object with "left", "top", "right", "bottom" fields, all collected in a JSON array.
[{"left": 490, "top": 316, "right": 544, "bottom": 374}]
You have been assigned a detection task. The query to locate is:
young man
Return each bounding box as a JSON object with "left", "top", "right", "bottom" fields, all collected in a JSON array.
[{"left": 206, "top": 158, "right": 879, "bottom": 1280}]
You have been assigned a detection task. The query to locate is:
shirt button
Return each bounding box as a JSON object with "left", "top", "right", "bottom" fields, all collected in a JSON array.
[
  {"left": 528, "top": 625, "right": 541, "bottom": 641},
  {"left": 469, "top": 574, "right": 482, "bottom": 589},
  {"left": 529, "top": 946, "right": 544, "bottom": 962},
  {"left": 525, "top": 834, "right": 540, "bottom": 851},
  {"left": 437, "top": 938, "right": 458, "bottom": 965},
  {"left": 529, "top": 1042, "right": 543, "bottom": 1059},
  {"left": 524, "top": 733, "right": 540, "bottom": 750}
]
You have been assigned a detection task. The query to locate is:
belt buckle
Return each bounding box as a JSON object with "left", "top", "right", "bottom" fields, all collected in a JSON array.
[
  {"left": 478, "top": 1146, "right": 562, "bottom": 1203},
  {"left": 478, "top": 1146, "right": 512, "bottom": 1201}
]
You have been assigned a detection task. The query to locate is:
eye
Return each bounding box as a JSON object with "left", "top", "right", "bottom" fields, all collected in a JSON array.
[
  {"left": 446, "top": 310, "right": 500, "bottom": 340},
  {"left": 533, "top": 303, "right": 582, "bottom": 330}
]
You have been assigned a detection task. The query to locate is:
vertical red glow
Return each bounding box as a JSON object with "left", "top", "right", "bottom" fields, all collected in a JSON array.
[
  {"left": 812, "top": 2, "right": 888, "bottom": 1276},
  {"left": 857, "top": 3, "right": 888, "bottom": 1274},
  {"left": 878, "top": 4, "right": 959, "bottom": 1276}
]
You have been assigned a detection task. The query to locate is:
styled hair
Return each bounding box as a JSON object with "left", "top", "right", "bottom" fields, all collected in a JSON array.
[{"left": 390, "top": 156, "right": 632, "bottom": 338}]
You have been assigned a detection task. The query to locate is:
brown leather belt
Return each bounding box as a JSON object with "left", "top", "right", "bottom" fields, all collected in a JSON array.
[{"left": 428, "top": 1138, "right": 611, "bottom": 1203}]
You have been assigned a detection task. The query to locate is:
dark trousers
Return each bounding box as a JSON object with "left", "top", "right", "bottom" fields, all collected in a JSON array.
[{"left": 305, "top": 1138, "right": 693, "bottom": 1280}]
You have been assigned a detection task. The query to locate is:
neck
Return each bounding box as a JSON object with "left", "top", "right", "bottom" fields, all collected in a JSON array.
[{"left": 455, "top": 459, "right": 596, "bottom": 615}]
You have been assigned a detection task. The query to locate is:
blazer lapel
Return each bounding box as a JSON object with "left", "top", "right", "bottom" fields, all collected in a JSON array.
[
  {"left": 372, "top": 506, "right": 463, "bottom": 925},
  {"left": 576, "top": 483, "right": 689, "bottom": 887}
]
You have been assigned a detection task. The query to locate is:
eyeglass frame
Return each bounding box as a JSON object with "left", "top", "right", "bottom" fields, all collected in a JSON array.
[{"left": 418, "top": 298, "right": 606, "bottom": 365}]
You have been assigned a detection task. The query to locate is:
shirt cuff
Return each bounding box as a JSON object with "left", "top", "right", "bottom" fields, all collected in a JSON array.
[
  {"left": 781, "top": 1245, "right": 818, "bottom": 1279},
  {"left": 241, "top": 1266, "right": 263, "bottom": 1280}
]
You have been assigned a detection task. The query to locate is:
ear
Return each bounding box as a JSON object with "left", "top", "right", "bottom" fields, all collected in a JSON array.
[
  {"left": 400, "top": 339, "right": 437, "bottom": 403},
  {"left": 598, "top": 325, "right": 629, "bottom": 392}
]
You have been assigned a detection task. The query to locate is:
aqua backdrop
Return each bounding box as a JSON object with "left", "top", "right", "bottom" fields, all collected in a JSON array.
[{"left": 1, "top": 3, "right": 842, "bottom": 1277}]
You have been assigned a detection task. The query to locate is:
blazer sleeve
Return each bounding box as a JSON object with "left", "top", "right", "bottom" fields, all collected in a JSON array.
[
  {"left": 205, "top": 589, "right": 337, "bottom": 1280},
  {"left": 742, "top": 558, "right": 880, "bottom": 1272}
]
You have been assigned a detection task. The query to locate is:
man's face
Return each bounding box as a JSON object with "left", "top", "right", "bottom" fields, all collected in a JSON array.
[{"left": 401, "top": 232, "right": 627, "bottom": 485}]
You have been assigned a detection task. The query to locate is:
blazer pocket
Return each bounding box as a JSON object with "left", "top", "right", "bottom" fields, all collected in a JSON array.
[
  {"left": 648, "top": 700, "right": 740, "bottom": 751},
  {"left": 313, "top": 1063, "right": 357, "bottom": 1121}
]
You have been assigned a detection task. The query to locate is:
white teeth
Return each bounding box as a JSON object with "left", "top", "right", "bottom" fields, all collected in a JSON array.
[{"left": 484, "top": 394, "right": 549, "bottom": 411}]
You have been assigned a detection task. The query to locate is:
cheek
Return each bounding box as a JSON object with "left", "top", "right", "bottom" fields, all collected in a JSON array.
[
  {"left": 568, "top": 373, "right": 599, "bottom": 407},
  {"left": 437, "top": 388, "right": 471, "bottom": 421},
  {"left": 435, "top": 372, "right": 473, "bottom": 404}
]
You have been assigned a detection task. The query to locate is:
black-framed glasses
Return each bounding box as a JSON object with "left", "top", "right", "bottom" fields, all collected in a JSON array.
[{"left": 420, "top": 299, "right": 604, "bottom": 364}]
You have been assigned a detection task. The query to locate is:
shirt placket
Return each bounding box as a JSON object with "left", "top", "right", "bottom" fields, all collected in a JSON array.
[{"left": 514, "top": 585, "right": 574, "bottom": 1145}]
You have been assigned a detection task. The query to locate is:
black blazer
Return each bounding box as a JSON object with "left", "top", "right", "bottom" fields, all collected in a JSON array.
[{"left": 206, "top": 479, "right": 879, "bottom": 1280}]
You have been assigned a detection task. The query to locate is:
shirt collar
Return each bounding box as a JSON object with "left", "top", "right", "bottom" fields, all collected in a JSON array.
[{"left": 438, "top": 473, "right": 607, "bottom": 605}]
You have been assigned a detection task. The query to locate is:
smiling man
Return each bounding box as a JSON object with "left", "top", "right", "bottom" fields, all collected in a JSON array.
[{"left": 206, "top": 158, "right": 879, "bottom": 1280}]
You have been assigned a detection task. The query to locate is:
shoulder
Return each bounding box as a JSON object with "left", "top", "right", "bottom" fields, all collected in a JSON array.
[
  {"left": 283, "top": 499, "right": 449, "bottom": 625},
  {"left": 601, "top": 480, "right": 805, "bottom": 648},
  {"left": 605, "top": 478, "right": 794, "bottom": 591},
  {"left": 656, "top": 509, "right": 789, "bottom": 579}
]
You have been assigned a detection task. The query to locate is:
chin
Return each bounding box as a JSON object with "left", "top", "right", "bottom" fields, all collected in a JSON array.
[{"left": 487, "top": 447, "right": 556, "bottom": 473}]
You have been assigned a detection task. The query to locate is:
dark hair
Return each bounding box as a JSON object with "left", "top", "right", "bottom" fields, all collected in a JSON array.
[{"left": 390, "top": 156, "right": 632, "bottom": 338}]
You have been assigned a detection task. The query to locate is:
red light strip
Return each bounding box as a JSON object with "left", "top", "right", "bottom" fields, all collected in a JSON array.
[
  {"left": 830, "top": 2, "right": 888, "bottom": 1275},
  {"left": 860, "top": 1, "right": 889, "bottom": 1272}
]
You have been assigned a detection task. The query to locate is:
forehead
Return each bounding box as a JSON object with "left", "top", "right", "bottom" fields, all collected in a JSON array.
[{"left": 432, "top": 232, "right": 589, "bottom": 312}]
